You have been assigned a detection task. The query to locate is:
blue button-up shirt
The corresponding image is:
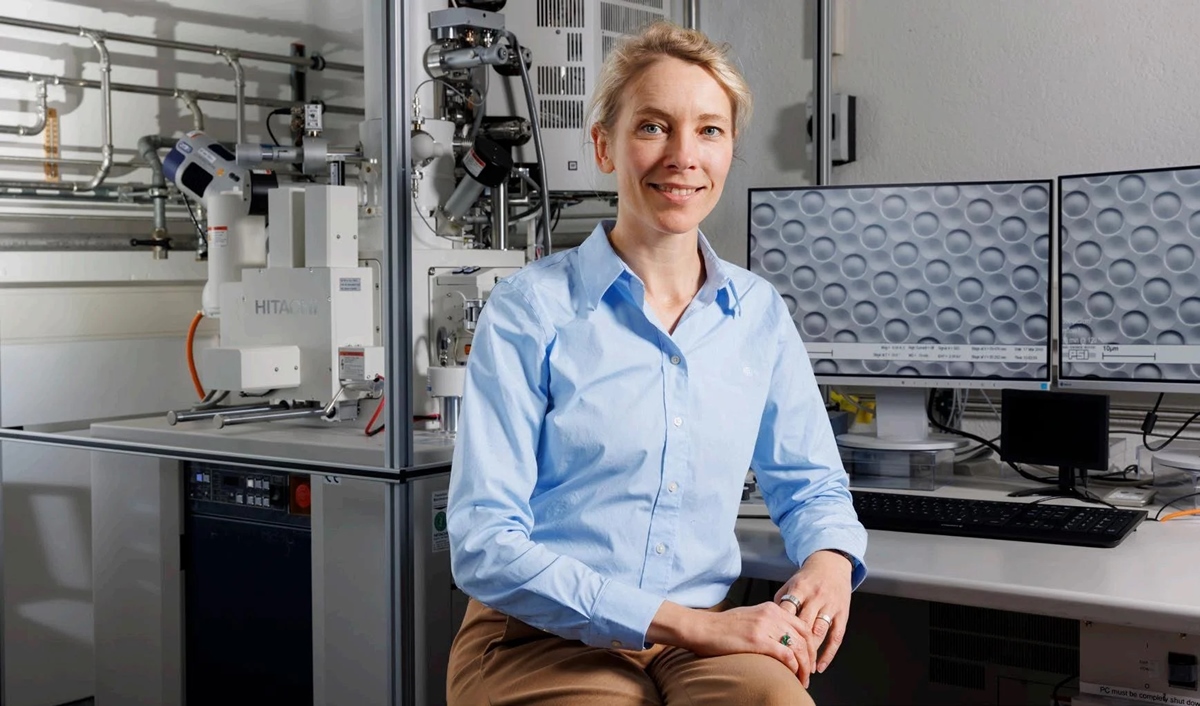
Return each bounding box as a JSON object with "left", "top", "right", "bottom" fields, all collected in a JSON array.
[{"left": 448, "top": 221, "right": 867, "bottom": 651}]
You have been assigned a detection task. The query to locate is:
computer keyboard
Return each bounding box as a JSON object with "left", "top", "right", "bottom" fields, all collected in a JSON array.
[{"left": 851, "top": 490, "right": 1147, "bottom": 548}]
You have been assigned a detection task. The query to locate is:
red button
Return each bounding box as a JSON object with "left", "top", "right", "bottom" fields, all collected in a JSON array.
[{"left": 295, "top": 483, "right": 311, "bottom": 509}]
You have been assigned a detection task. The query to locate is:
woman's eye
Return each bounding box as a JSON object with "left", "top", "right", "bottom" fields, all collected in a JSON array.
[
  {"left": 702, "top": 126, "right": 723, "bottom": 137},
  {"left": 641, "top": 124, "right": 663, "bottom": 134}
]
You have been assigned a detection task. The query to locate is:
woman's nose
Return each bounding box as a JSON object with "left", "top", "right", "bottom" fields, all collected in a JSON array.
[{"left": 664, "top": 131, "right": 700, "bottom": 170}]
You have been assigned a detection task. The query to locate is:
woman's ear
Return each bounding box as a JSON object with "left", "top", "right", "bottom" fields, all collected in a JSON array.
[{"left": 591, "top": 123, "right": 614, "bottom": 174}]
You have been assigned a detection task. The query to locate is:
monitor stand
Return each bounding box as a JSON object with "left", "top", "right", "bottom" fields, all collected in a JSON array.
[
  {"left": 1008, "top": 465, "right": 1103, "bottom": 504},
  {"left": 836, "top": 388, "right": 970, "bottom": 452}
]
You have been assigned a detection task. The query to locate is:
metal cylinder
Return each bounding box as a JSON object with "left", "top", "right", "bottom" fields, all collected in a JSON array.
[
  {"left": 214, "top": 406, "right": 328, "bottom": 429},
  {"left": 813, "top": 0, "right": 833, "bottom": 186},
  {"left": 167, "top": 402, "right": 281, "bottom": 425},
  {"left": 439, "top": 396, "right": 462, "bottom": 435},
  {"left": 491, "top": 178, "right": 509, "bottom": 249}
]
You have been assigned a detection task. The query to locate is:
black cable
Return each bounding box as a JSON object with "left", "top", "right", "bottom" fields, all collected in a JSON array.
[
  {"left": 366, "top": 423, "right": 386, "bottom": 438},
  {"left": 183, "top": 196, "right": 205, "bottom": 246},
  {"left": 924, "top": 392, "right": 1056, "bottom": 485},
  {"left": 505, "top": 30, "right": 553, "bottom": 256},
  {"left": 265, "top": 107, "right": 291, "bottom": 147},
  {"left": 1050, "top": 673, "right": 1077, "bottom": 705},
  {"left": 1155, "top": 491, "right": 1200, "bottom": 521},
  {"left": 1143, "top": 410, "right": 1200, "bottom": 452}
]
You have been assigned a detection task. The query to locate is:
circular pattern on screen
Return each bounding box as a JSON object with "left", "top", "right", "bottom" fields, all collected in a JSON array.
[
  {"left": 748, "top": 184, "right": 1050, "bottom": 378},
  {"left": 1059, "top": 170, "right": 1200, "bottom": 382}
]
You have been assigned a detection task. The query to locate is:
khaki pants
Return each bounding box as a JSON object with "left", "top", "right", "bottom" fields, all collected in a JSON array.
[{"left": 447, "top": 599, "right": 816, "bottom": 706}]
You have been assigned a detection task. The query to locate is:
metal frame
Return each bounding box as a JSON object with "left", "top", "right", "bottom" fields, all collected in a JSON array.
[{"left": 813, "top": 0, "right": 832, "bottom": 185}]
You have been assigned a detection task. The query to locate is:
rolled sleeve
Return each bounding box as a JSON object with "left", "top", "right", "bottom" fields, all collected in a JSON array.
[{"left": 751, "top": 293, "right": 869, "bottom": 589}]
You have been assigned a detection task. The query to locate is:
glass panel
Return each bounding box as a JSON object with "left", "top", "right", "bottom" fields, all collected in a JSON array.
[{"left": 0, "top": 2, "right": 406, "bottom": 473}]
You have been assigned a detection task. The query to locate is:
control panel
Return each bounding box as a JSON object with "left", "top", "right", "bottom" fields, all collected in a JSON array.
[{"left": 185, "top": 462, "right": 311, "bottom": 526}]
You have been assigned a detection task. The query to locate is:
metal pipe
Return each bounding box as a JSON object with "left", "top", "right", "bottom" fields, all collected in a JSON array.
[
  {"left": 213, "top": 406, "right": 328, "bottom": 429},
  {"left": 0, "top": 154, "right": 136, "bottom": 167},
  {"left": 218, "top": 50, "right": 245, "bottom": 143},
  {"left": 0, "top": 32, "right": 112, "bottom": 192},
  {"left": 81, "top": 30, "right": 113, "bottom": 191},
  {"left": 0, "top": 187, "right": 161, "bottom": 201},
  {"left": 682, "top": 0, "right": 699, "bottom": 29},
  {"left": 813, "top": 0, "right": 832, "bottom": 185},
  {"left": 0, "top": 16, "right": 364, "bottom": 74},
  {"left": 0, "top": 232, "right": 150, "bottom": 251},
  {"left": 176, "top": 90, "right": 205, "bottom": 131},
  {"left": 137, "top": 134, "right": 175, "bottom": 239},
  {"left": 0, "top": 69, "right": 364, "bottom": 116},
  {"left": 491, "top": 178, "right": 508, "bottom": 249},
  {"left": 0, "top": 78, "right": 47, "bottom": 136},
  {"left": 167, "top": 402, "right": 283, "bottom": 425}
]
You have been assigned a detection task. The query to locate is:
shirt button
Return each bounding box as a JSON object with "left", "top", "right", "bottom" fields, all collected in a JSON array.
[
  {"left": 673, "top": 417, "right": 683, "bottom": 427},
  {"left": 668, "top": 482, "right": 678, "bottom": 493},
  {"left": 655, "top": 543, "right": 666, "bottom": 554},
  {"left": 611, "top": 640, "right": 622, "bottom": 648},
  {"left": 670, "top": 355, "right": 681, "bottom": 365}
]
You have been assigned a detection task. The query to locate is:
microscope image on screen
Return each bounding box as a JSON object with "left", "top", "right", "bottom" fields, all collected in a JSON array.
[
  {"left": 748, "top": 180, "right": 1052, "bottom": 452},
  {"left": 748, "top": 181, "right": 1052, "bottom": 382},
  {"left": 1059, "top": 166, "right": 1200, "bottom": 390}
]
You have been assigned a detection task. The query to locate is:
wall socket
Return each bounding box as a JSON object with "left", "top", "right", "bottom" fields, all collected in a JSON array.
[{"left": 805, "top": 93, "right": 858, "bottom": 166}]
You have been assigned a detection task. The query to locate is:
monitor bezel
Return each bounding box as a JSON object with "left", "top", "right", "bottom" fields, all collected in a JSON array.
[
  {"left": 1055, "top": 165, "right": 1200, "bottom": 394},
  {"left": 747, "top": 179, "right": 1055, "bottom": 389}
]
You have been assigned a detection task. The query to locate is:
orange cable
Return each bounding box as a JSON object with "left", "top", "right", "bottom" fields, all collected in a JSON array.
[
  {"left": 186, "top": 311, "right": 206, "bottom": 400},
  {"left": 1160, "top": 508, "right": 1200, "bottom": 522}
]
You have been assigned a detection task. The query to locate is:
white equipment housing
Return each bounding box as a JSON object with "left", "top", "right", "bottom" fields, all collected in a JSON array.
[
  {"left": 200, "top": 184, "right": 382, "bottom": 405},
  {"left": 485, "top": 0, "right": 673, "bottom": 192}
]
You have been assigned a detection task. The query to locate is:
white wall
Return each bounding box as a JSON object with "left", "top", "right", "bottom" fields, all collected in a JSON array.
[
  {"left": 0, "top": 2, "right": 364, "bottom": 703},
  {"left": 700, "top": 0, "right": 813, "bottom": 265},
  {"left": 701, "top": 0, "right": 1200, "bottom": 262},
  {"left": 835, "top": 0, "right": 1200, "bottom": 185}
]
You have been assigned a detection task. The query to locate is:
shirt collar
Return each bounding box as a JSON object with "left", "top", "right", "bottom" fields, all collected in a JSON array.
[{"left": 578, "top": 220, "right": 741, "bottom": 315}]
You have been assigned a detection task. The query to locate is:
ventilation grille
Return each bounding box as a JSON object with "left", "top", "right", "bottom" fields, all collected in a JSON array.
[
  {"left": 928, "top": 603, "right": 1080, "bottom": 690},
  {"left": 538, "top": 66, "right": 587, "bottom": 96},
  {"left": 538, "top": 0, "right": 585, "bottom": 27},
  {"left": 539, "top": 99, "right": 585, "bottom": 129},
  {"left": 567, "top": 32, "right": 583, "bottom": 62},
  {"left": 602, "top": 34, "right": 616, "bottom": 58},
  {"left": 600, "top": 2, "right": 663, "bottom": 35},
  {"left": 929, "top": 658, "right": 985, "bottom": 691},
  {"left": 617, "top": 0, "right": 665, "bottom": 7}
]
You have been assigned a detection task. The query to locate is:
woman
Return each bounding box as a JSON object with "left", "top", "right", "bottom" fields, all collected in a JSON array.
[{"left": 446, "top": 21, "right": 867, "bottom": 705}]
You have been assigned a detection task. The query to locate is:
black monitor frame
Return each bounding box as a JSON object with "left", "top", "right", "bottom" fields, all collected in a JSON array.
[{"left": 1000, "top": 388, "right": 1110, "bottom": 502}]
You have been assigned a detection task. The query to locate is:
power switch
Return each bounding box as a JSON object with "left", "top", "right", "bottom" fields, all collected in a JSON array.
[{"left": 1168, "top": 652, "right": 1198, "bottom": 690}]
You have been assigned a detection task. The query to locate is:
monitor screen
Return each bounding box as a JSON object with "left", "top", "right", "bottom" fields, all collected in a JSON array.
[
  {"left": 1000, "top": 389, "right": 1109, "bottom": 471},
  {"left": 748, "top": 181, "right": 1052, "bottom": 389},
  {"left": 1058, "top": 165, "right": 1200, "bottom": 393}
]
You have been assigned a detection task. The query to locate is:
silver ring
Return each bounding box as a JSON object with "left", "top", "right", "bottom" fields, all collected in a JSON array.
[
  {"left": 816, "top": 613, "right": 833, "bottom": 626},
  {"left": 779, "top": 594, "right": 802, "bottom": 611}
]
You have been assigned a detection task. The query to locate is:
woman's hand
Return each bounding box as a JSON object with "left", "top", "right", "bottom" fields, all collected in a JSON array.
[
  {"left": 773, "top": 550, "right": 854, "bottom": 675},
  {"left": 649, "top": 601, "right": 818, "bottom": 686}
]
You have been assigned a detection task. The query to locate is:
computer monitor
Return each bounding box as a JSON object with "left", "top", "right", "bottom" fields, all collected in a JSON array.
[
  {"left": 1000, "top": 388, "right": 1109, "bottom": 501},
  {"left": 1057, "top": 165, "right": 1200, "bottom": 395},
  {"left": 748, "top": 180, "right": 1053, "bottom": 451}
]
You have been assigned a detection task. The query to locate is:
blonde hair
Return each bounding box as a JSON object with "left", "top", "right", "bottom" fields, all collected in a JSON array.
[{"left": 588, "top": 21, "right": 753, "bottom": 140}]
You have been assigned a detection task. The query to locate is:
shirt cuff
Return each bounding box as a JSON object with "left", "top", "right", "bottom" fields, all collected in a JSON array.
[
  {"left": 789, "top": 530, "right": 868, "bottom": 590},
  {"left": 585, "top": 579, "right": 665, "bottom": 651}
]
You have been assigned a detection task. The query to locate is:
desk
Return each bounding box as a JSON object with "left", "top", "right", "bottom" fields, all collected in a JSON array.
[
  {"left": 82, "top": 416, "right": 457, "bottom": 706},
  {"left": 736, "top": 482, "right": 1200, "bottom": 704}
]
